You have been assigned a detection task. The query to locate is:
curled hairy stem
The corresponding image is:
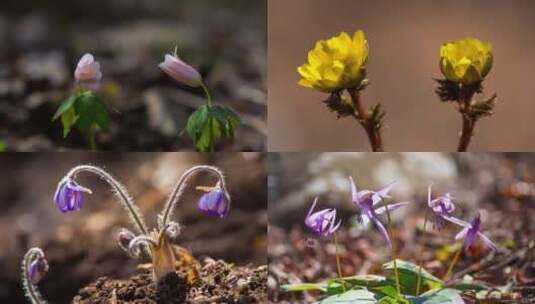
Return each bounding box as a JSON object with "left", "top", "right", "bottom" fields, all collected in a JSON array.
[
  {"left": 64, "top": 165, "right": 148, "bottom": 234},
  {"left": 159, "top": 165, "right": 229, "bottom": 227},
  {"left": 347, "top": 88, "right": 384, "bottom": 152},
  {"left": 22, "top": 247, "right": 48, "bottom": 304}
]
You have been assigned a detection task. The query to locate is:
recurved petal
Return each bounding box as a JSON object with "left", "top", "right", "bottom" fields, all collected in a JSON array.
[{"left": 372, "top": 217, "right": 392, "bottom": 247}]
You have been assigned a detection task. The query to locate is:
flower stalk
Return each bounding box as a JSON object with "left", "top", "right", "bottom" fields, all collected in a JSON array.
[
  {"left": 348, "top": 88, "right": 384, "bottom": 152},
  {"left": 415, "top": 209, "right": 429, "bottom": 296},
  {"left": 443, "top": 243, "right": 463, "bottom": 281},
  {"left": 333, "top": 232, "right": 343, "bottom": 281},
  {"left": 384, "top": 204, "right": 401, "bottom": 296},
  {"left": 22, "top": 247, "right": 48, "bottom": 304}
]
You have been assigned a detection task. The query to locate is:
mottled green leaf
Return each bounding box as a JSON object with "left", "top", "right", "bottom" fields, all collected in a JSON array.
[
  {"left": 319, "top": 289, "right": 379, "bottom": 304},
  {"left": 407, "top": 288, "right": 463, "bottom": 304},
  {"left": 383, "top": 260, "right": 443, "bottom": 295}
]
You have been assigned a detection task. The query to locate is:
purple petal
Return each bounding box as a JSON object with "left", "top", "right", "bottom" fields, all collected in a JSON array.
[
  {"left": 427, "top": 185, "right": 433, "bottom": 207},
  {"left": 198, "top": 189, "right": 229, "bottom": 218},
  {"left": 455, "top": 226, "right": 469, "bottom": 241},
  {"left": 349, "top": 176, "right": 359, "bottom": 205},
  {"left": 307, "top": 197, "right": 318, "bottom": 218},
  {"left": 443, "top": 215, "right": 469, "bottom": 227},
  {"left": 463, "top": 228, "right": 478, "bottom": 250},
  {"left": 374, "top": 202, "right": 409, "bottom": 215},
  {"left": 372, "top": 181, "right": 396, "bottom": 204},
  {"left": 372, "top": 217, "right": 392, "bottom": 247},
  {"left": 477, "top": 232, "right": 498, "bottom": 251}
]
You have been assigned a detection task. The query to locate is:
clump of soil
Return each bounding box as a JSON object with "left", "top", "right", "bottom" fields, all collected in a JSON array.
[{"left": 73, "top": 257, "right": 267, "bottom": 303}]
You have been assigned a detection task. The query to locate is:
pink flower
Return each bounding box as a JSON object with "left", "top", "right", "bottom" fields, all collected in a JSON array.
[
  {"left": 74, "top": 53, "right": 102, "bottom": 83},
  {"left": 158, "top": 54, "right": 202, "bottom": 87}
]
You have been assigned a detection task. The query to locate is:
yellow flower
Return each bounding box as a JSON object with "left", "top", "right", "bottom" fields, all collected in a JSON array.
[
  {"left": 298, "top": 31, "right": 369, "bottom": 93},
  {"left": 440, "top": 37, "right": 493, "bottom": 86}
]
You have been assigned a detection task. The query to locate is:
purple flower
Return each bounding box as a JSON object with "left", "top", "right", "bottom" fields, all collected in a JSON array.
[
  {"left": 198, "top": 188, "right": 229, "bottom": 218},
  {"left": 454, "top": 212, "right": 498, "bottom": 251},
  {"left": 349, "top": 177, "right": 409, "bottom": 247},
  {"left": 28, "top": 256, "right": 48, "bottom": 284},
  {"left": 54, "top": 179, "right": 92, "bottom": 213},
  {"left": 304, "top": 197, "right": 341, "bottom": 237},
  {"left": 427, "top": 185, "right": 465, "bottom": 230}
]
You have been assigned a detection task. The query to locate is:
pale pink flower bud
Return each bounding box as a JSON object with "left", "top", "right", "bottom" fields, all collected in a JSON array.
[
  {"left": 74, "top": 53, "right": 102, "bottom": 83},
  {"left": 158, "top": 54, "right": 202, "bottom": 87}
]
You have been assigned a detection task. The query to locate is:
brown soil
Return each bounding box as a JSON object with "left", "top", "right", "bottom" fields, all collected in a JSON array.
[{"left": 73, "top": 257, "right": 267, "bottom": 304}]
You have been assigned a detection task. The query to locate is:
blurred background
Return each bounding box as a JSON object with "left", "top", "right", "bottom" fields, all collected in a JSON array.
[
  {"left": 0, "top": 0, "right": 266, "bottom": 151},
  {"left": 268, "top": 0, "right": 535, "bottom": 151},
  {"left": 0, "top": 152, "right": 266, "bottom": 302},
  {"left": 268, "top": 153, "right": 535, "bottom": 302}
]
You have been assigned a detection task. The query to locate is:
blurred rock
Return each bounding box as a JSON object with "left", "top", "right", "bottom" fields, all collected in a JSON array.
[{"left": 16, "top": 51, "right": 68, "bottom": 86}]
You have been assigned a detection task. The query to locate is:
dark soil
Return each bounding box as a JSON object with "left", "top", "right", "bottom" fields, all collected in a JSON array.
[{"left": 74, "top": 258, "right": 267, "bottom": 304}]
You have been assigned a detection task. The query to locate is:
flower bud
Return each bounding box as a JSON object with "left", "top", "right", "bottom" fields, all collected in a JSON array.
[
  {"left": 158, "top": 53, "right": 203, "bottom": 87},
  {"left": 54, "top": 178, "right": 92, "bottom": 213},
  {"left": 117, "top": 228, "right": 136, "bottom": 252},
  {"left": 304, "top": 198, "right": 341, "bottom": 237},
  {"left": 74, "top": 53, "right": 102, "bottom": 83},
  {"left": 439, "top": 37, "right": 493, "bottom": 86},
  {"left": 197, "top": 188, "right": 229, "bottom": 218},
  {"left": 28, "top": 256, "right": 48, "bottom": 284}
]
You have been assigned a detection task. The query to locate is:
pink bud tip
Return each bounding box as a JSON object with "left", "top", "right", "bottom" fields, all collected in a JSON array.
[
  {"left": 158, "top": 54, "right": 202, "bottom": 87},
  {"left": 74, "top": 53, "right": 102, "bottom": 83}
]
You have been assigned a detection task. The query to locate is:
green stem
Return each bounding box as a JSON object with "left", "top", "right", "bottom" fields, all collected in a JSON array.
[
  {"left": 385, "top": 206, "right": 401, "bottom": 296},
  {"left": 201, "top": 82, "right": 214, "bottom": 152},
  {"left": 333, "top": 233, "right": 345, "bottom": 291},
  {"left": 416, "top": 210, "right": 429, "bottom": 295},
  {"left": 201, "top": 82, "right": 212, "bottom": 106},
  {"left": 443, "top": 243, "right": 463, "bottom": 281},
  {"left": 87, "top": 127, "right": 96, "bottom": 151}
]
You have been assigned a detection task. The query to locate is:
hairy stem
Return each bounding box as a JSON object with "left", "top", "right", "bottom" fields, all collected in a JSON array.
[
  {"left": 22, "top": 248, "right": 47, "bottom": 304},
  {"left": 385, "top": 206, "right": 401, "bottom": 296},
  {"left": 65, "top": 165, "right": 148, "bottom": 234},
  {"left": 159, "top": 165, "right": 229, "bottom": 227},
  {"left": 416, "top": 210, "right": 429, "bottom": 295},
  {"left": 444, "top": 244, "right": 463, "bottom": 281},
  {"left": 457, "top": 88, "right": 477, "bottom": 152},
  {"left": 347, "top": 88, "right": 384, "bottom": 152}
]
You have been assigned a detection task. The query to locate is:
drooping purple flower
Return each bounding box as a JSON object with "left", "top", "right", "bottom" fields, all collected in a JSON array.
[
  {"left": 54, "top": 178, "right": 92, "bottom": 213},
  {"left": 349, "top": 176, "right": 409, "bottom": 247},
  {"left": 198, "top": 188, "right": 229, "bottom": 218},
  {"left": 453, "top": 212, "right": 498, "bottom": 251},
  {"left": 28, "top": 256, "right": 48, "bottom": 284},
  {"left": 427, "top": 185, "right": 465, "bottom": 230},
  {"left": 304, "top": 197, "right": 341, "bottom": 237}
]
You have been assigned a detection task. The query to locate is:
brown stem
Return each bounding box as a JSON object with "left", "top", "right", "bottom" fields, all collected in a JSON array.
[
  {"left": 347, "top": 89, "right": 384, "bottom": 152},
  {"left": 456, "top": 89, "right": 477, "bottom": 152}
]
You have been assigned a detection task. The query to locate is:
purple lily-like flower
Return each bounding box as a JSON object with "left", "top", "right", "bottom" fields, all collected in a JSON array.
[
  {"left": 349, "top": 176, "right": 409, "bottom": 247},
  {"left": 198, "top": 187, "right": 230, "bottom": 218},
  {"left": 453, "top": 212, "right": 498, "bottom": 251},
  {"left": 427, "top": 185, "right": 465, "bottom": 230},
  {"left": 54, "top": 178, "right": 92, "bottom": 213},
  {"left": 304, "top": 197, "right": 342, "bottom": 237}
]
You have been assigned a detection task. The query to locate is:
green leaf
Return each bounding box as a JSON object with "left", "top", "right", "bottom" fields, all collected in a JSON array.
[
  {"left": 407, "top": 288, "right": 463, "bottom": 304},
  {"left": 383, "top": 260, "right": 443, "bottom": 295},
  {"left": 282, "top": 275, "right": 390, "bottom": 295},
  {"left": 185, "top": 105, "right": 240, "bottom": 152},
  {"left": 60, "top": 106, "right": 78, "bottom": 138},
  {"left": 210, "top": 105, "right": 240, "bottom": 139},
  {"left": 319, "top": 289, "right": 379, "bottom": 304},
  {"left": 74, "top": 92, "right": 110, "bottom": 131},
  {"left": 0, "top": 140, "right": 6, "bottom": 152},
  {"left": 52, "top": 95, "right": 78, "bottom": 121}
]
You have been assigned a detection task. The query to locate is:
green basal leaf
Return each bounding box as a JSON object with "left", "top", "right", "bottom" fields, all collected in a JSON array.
[
  {"left": 383, "top": 260, "right": 443, "bottom": 295},
  {"left": 61, "top": 106, "right": 78, "bottom": 138},
  {"left": 407, "top": 288, "right": 463, "bottom": 304},
  {"left": 74, "top": 91, "right": 110, "bottom": 131},
  {"left": 319, "top": 289, "right": 379, "bottom": 304},
  {"left": 0, "top": 140, "right": 6, "bottom": 152},
  {"left": 52, "top": 95, "right": 78, "bottom": 121},
  {"left": 450, "top": 274, "right": 491, "bottom": 292},
  {"left": 282, "top": 275, "right": 390, "bottom": 295}
]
